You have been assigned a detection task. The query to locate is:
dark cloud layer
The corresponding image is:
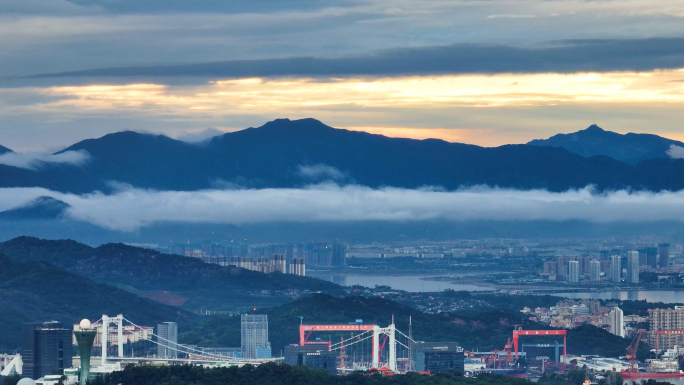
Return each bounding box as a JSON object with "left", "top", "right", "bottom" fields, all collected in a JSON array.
[
  {"left": 65, "top": 0, "right": 352, "bottom": 14},
  {"left": 27, "top": 38, "right": 684, "bottom": 81}
]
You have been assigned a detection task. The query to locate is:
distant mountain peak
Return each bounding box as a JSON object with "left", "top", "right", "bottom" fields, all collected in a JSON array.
[
  {"left": 528, "top": 124, "right": 684, "bottom": 164},
  {"left": 584, "top": 124, "right": 604, "bottom": 132},
  {"left": 0, "top": 144, "right": 12, "bottom": 154},
  {"left": 258, "top": 118, "right": 332, "bottom": 131},
  {"left": 0, "top": 196, "right": 70, "bottom": 220}
]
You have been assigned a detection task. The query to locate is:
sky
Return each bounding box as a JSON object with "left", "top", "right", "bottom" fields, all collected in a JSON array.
[{"left": 1, "top": 0, "right": 684, "bottom": 151}]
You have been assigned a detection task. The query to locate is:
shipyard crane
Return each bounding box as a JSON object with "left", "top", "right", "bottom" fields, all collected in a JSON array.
[{"left": 626, "top": 329, "right": 646, "bottom": 374}]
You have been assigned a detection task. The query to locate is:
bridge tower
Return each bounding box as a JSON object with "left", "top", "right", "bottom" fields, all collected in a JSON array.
[{"left": 101, "top": 314, "right": 124, "bottom": 364}]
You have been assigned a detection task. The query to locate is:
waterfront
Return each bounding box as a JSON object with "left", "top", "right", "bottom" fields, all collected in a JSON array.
[
  {"left": 556, "top": 290, "right": 684, "bottom": 304},
  {"left": 308, "top": 273, "right": 494, "bottom": 292}
]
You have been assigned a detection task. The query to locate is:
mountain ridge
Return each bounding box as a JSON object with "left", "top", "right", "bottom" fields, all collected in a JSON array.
[
  {"left": 0, "top": 236, "right": 344, "bottom": 311},
  {"left": 528, "top": 124, "right": 684, "bottom": 164},
  {"left": 1, "top": 118, "right": 684, "bottom": 193},
  {"left": 0, "top": 252, "right": 190, "bottom": 350}
]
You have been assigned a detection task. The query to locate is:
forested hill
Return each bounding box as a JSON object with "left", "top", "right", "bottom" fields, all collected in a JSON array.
[
  {"left": 0, "top": 236, "right": 344, "bottom": 310},
  {"left": 104, "top": 363, "right": 534, "bottom": 385},
  {"left": 0, "top": 254, "right": 190, "bottom": 350},
  {"left": 181, "top": 294, "right": 644, "bottom": 359}
]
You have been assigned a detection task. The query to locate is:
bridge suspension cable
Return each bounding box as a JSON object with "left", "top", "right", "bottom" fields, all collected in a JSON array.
[
  {"left": 121, "top": 317, "right": 235, "bottom": 361},
  {"left": 330, "top": 334, "right": 374, "bottom": 351},
  {"left": 329, "top": 330, "right": 373, "bottom": 349}
]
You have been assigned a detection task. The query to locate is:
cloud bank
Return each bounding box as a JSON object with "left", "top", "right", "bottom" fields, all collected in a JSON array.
[
  {"left": 297, "top": 165, "right": 346, "bottom": 180},
  {"left": 3, "top": 185, "right": 684, "bottom": 231},
  {"left": 0, "top": 150, "right": 90, "bottom": 170},
  {"left": 27, "top": 38, "right": 684, "bottom": 82},
  {"left": 667, "top": 144, "right": 684, "bottom": 159}
]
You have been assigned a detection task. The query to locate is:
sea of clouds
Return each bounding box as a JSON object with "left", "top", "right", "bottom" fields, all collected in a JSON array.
[{"left": 1, "top": 184, "right": 683, "bottom": 231}]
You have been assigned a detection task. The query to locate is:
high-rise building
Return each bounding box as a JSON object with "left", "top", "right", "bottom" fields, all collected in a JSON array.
[
  {"left": 289, "top": 257, "right": 306, "bottom": 276},
  {"left": 579, "top": 257, "right": 592, "bottom": 275},
  {"left": 590, "top": 260, "right": 601, "bottom": 283},
  {"left": 568, "top": 261, "right": 579, "bottom": 283},
  {"left": 659, "top": 243, "right": 670, "bottom": 269},
  {"left": 157, "top": 322, "right": 178, "bottom": 358},
  {"left": 649, "top": 307, "right": 684, "bottom": 350},
  {"left": 22, "top": 321, "right": 73, "bottom": 380},
  {"left": 332, "top": 242, "right": 347, "bottom": 267},
  {"left": 241, "top": 315, "right": 271, "bottom": 359},
  {"left": 273, "top": 254, "right": 287, "bottom": 274},
  {"left": 638, "top": 249, "right": 648, "bottom": 266},
  {"left": 609, "top": 307, "right": 624, "bottom": 338},
  {"left": 611, "top": 255, "right": 622, "bottom": 283},
  {"left": 543, "top": 261, "right": 557, "bottom": 275},
  {"left": 556, "top": 256, "right": 568, "bottom": 278},
  {"left": 627, "top": 251, "right": 640, "bottom": 284},
  {"left": 646, "top": 247, "right": 658, "bottom": 269}
]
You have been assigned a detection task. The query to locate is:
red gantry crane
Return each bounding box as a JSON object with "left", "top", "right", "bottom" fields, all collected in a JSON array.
[{"left": 625, "top": 329, "right": 645, "bottom": 374}]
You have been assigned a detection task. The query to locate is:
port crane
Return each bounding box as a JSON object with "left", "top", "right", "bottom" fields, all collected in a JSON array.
[{"left": 626, "top": 329, "right": 645, "bottom": 374}]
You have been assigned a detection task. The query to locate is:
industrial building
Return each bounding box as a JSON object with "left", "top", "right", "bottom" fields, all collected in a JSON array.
[
  {"left": 413, "top": 342, "right": 464, "bottom": 374},
  {"left": 284, "top": 345, "right": 337, "bottom": 374}
]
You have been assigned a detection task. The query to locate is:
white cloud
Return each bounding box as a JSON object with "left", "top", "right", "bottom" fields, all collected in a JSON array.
[
  {"left": 297, "top": 164, "right": 346, "bottom": 180},
  {"left": 173, "top": 128, "right": 226, "bottom": 143},
  {"left": 486, "top": 14, "right": 535, "bottom": 19},
  {"left": 3, "top": 185, "right": 684, "bottom": 231},
  {"left": 666, "top": 144, "right": 684, "bottom": 159},
  {"left": 0, "top": 150, "right": 90, "bottom": 170}
]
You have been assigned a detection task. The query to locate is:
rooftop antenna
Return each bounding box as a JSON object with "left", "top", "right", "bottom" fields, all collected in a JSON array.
[{"left": 298, "top": 316, "right": 304, "bottom": 325}]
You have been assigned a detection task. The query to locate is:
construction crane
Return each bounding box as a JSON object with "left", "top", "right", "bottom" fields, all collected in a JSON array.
[{"left": 626, "top": 329, "right": 646, "bottom": 374}]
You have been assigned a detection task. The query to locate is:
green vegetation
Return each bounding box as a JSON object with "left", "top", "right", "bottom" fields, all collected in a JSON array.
[
  {"left": 180, "top": 294, "right": 646, "bottom": 360},
  {"left": 180, "top": 293, "right": 539, "bottom": 353},
  {"left": 0, "top": 254, "right": 190, "bottom": 350},
  {"left": 103, "top": 363, "right": 533, "bottom": 385},
  {"left": 567, "top": 325, "right": 649, "bottom": 361},
  {"left": 0, "top": 237, "right": 344, "bottom": 311}
]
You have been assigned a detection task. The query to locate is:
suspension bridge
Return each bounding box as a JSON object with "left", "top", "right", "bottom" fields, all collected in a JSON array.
[
  {"left": 80, "top": 314, "right": 420, "bottom": 373},
  {"left": 298, "top": 317, "right": 419, "bottom": 373},
  {"left": 80, "top": 314, "right": 279, "bottom": 367}
]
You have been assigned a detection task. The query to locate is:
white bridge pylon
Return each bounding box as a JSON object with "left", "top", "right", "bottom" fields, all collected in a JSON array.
[
  {"left": 374, "top": 323, "right": 397, "bottom": 371},
  {"left": 300, "top": 319, "right": 403, "bottom": 372},
  {"left": 101, "top": 314, "right": 124, "bottom": 364}
]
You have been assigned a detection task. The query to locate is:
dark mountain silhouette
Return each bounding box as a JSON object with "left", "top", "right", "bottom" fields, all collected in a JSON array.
[
  {"left": 0, "top": 236, "right": 343, "bottom": 311},
  {"left": 528, "top": 124, "right": 684, "bottom": 164},
  {"left": 1, "top": 118, "right": 684, "bottom": 193},
  {"left": 0, "top": 196, "right": 69, "bottom": 220},
  {"left": 0, "top": 144, "right": 11, "bottom": 154},
  {"left": 0, "top": 252, "right": 189, "bottom": 350}
]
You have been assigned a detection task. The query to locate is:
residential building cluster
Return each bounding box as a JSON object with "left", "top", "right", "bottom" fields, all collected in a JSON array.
[
  {"left": 521, "top": 301, "right": 647, "bottom": 338},
  {"left": 540, "top": 244, "right": 675, "bottom": 284}
]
